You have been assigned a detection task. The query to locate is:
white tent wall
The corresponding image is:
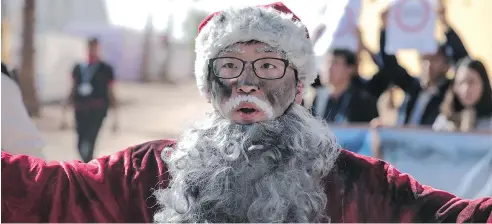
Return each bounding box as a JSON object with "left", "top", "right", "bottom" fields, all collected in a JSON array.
[{"left": 35, "top": 33, "right": 86, "bottom": 103}]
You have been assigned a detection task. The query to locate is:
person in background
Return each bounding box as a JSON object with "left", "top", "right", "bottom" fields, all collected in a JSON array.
[
  {"left": 311, "top": 48, "right": 380, "bottom": 124},
  {"left": 310, "top": 27, "right": 391, "bottom": 98},
  {"left": 310, "top": 20, "right": 398, "bottom": 124},
  {"left": 61, "top": 37, "right": 119, "bottom": 162},
  {"left": 1, "top": 62, "right": 45, "bottom": 158},
  {"left": 433, "top": 58, "right": 492, "bottom": 132},
  {"left": 381, "top": 4, "right": 469, "bottom": 126}
]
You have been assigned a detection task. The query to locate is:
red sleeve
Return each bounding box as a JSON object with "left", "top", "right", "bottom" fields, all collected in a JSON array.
[
  {"left": 324, "top": 150, "right": 492, "bottom": 223},
  {"left": 1, "top": 140, "right": 174, "bottom": 223},
  {"left": 385, "top": 162, "right": 492, "bottom": 222}
]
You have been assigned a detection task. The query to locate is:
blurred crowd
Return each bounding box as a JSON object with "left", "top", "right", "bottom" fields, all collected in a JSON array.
[{"left": 305, "top": 5, "right": 492, "bottom": 133}]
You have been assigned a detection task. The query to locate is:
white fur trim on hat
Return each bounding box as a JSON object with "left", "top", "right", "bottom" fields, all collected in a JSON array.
[{"left": 194, "top": 5, "right": 317, "bottom": 96}]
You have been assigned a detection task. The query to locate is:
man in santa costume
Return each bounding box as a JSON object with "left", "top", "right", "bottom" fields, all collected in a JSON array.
[{"left": 2, "top": 2, "right": 491, "bottom": 223}]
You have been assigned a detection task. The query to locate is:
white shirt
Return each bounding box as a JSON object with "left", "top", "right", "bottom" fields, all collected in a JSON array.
[
  {"left": 408, "top": 87, "right": 437, "bottom": 125},
  {"left": 1, "top": 74, "right": 45, "bottom": 158}
]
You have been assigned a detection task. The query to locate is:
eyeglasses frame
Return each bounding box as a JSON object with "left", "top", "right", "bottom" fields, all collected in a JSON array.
[{"left": 208, "top": 56, "right": 298, "bottom": 80}]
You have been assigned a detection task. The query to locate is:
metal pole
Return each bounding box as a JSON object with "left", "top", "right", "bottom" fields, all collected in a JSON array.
[
  {"left": 140, "top": 14, "right": 154, "bottom": 82},
  {"left": 18, "top": 0, "right": 40, "bottom": 117}
]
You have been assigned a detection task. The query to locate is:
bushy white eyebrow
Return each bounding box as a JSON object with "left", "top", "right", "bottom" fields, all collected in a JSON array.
[
  {"left": 255, "top": 45, "right": 276, "bottom": 53},
  {"left": 219, "top": 45, "right": 244, "bottom": 56},
  {"left": 218, "top": 44, "right": 286, "bottom": 58},
  {"left": 256, "top": 46, "right": 286, "bottom": 58}
]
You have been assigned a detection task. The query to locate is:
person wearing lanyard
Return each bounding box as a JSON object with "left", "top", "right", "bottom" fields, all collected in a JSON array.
[
  {"left": 311, "top": 49, "right": 379, "bottom": 124},
  {"left": 61, "top": 37, "right": 119, "bottom": 162}
]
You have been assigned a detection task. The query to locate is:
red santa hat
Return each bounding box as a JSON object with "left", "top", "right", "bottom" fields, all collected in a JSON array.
[{"left": 194, "top": 2, "right": 316, "bottom": 96}]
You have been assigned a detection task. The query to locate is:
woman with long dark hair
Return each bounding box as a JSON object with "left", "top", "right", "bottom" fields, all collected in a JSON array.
[{"left": 433, "top": 58, "right": 492, "bottom": 132}]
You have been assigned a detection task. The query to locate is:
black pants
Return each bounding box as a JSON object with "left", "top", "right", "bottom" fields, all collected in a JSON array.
[{"left": 75, "top": 109, "right": 106, "bottom": 162}]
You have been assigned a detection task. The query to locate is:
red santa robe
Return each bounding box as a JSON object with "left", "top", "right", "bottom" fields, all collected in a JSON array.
[{"left": 2, "top": 139, "right": 491, "bottom": 222}]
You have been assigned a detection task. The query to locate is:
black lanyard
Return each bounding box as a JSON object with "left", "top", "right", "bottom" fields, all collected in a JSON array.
[
  {"left": 333, "top": 91, "right": 352, "bottom": 124},
  {"left": 324, "top": 90, "right": 352, "bottom": 124},
  {"left": 79, "top": 63, "right": 100, "bottom": 84}
]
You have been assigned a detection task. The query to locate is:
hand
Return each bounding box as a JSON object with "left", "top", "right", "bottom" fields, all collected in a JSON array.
[
  {"left": 370, "top": 117, "right": 384, "bottom": 129},
  {"left": 437, "top": 4, "right": 449, "bottom": 27}
]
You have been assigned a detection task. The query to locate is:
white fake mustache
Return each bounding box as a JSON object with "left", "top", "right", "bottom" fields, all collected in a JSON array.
[{"left": 223, "top": 95, "right": 274, "bottom": 119}]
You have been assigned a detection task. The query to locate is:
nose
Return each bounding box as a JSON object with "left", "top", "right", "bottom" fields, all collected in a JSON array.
[
  {"left": 462, "top": 84, "right": 471, "bottom": 94},
  {"left": 237, "top": 84, "right": 258, "bottom": 94},
  {"left": 236, "top": 64, "right": 259, "bottom": 94}
]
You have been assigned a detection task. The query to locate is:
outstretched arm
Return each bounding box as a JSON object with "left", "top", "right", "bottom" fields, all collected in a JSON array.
[
  {"left": 1, "top": 140, "right": 173, "bottom": 223},
  {"left": 326, "top": 150, "right": 492, "bottom": 222},
  {"left": 355, "top": 11, "right": 419, "bottom": 98},
  {"left": 385, "top": 162, "right": 492, "bottom": 222},
  {"left": 376, "top": 9, "right": 420, "bottom": 95},
  {"left": 356, "top": 27, "right": 392, "bottom": 98},
  {"left": 438, "top": 4, "right": 469, "bottom": 66}
]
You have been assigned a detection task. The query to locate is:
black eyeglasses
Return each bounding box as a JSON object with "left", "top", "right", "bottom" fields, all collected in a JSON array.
[{"left": 208, "top": 57, "right": 297, "bottom": 80}]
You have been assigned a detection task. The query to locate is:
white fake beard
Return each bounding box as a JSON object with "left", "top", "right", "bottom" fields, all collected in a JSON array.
[{"left": 154, "top": 104, "right": 340, "bottom": 223}]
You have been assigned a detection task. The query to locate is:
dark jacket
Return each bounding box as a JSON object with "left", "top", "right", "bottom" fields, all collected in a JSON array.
[
  {"left": 72, "top": 61, "right": 115, "bottom": 111},
  {"left": 312, "top": 86, "right": 379, "bottom": 124},
  {"left": 380, "top": 27, "right": 469, "bottom": 126},
  {"left": 311, "top": 59, "right": 392, "bottom": 101}
]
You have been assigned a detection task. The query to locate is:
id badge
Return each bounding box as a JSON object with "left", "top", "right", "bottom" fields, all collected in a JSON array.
[{"left": 78, "top": 83, "right": 93, "bottom": 96}]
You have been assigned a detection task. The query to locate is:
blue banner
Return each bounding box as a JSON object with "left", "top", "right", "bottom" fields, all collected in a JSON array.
[{"left": 331, "top": 126, "right": 373, "bottom": 157}]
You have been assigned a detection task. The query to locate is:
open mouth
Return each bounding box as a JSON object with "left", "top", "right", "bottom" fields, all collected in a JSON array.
[
  {"left": 233, "top": 102, "right": 264, "bottom": 120},
  {"left": 238, "top": 107, "right": 258, "bottom": 114}
]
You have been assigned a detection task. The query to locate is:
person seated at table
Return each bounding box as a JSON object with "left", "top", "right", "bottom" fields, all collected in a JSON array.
[{"left": 433, "top": 58, "right": 492, "bottom": 132}]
